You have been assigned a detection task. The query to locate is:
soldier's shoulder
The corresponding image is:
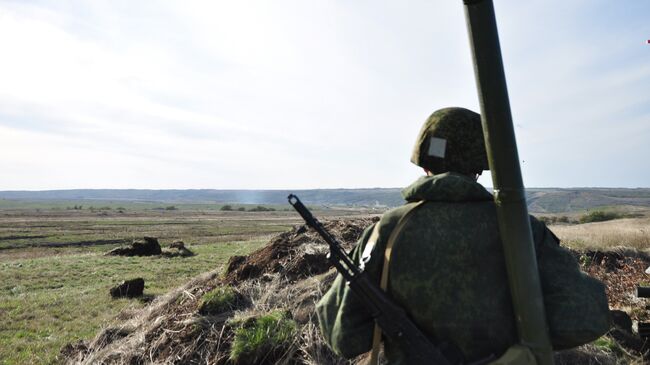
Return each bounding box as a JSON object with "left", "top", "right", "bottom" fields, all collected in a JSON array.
[
  {"left": 528, "top": 214, "right": 561, "bottom": 246},
  {"left": 378, "top": 202, "right": 423, "bottom": 228}
]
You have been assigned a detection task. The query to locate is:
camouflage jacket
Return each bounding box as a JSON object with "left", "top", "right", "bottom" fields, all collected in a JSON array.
[{"left": 316, "top": 172, "right": 610, "bottom": 364}]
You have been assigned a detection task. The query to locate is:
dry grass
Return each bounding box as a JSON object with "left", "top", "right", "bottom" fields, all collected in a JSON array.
[
  {"left": 64, "top": 269, "right": 351, "bottom": 365},
  {"left": 65, "top": 267, "right": 623, "bottom": 365},
  {"left": 65, "top": 269, "right": 223, "bottom": 364},
  {"left": 59, "top": 217, "right": 650, "bottom": 365},
  {"left": 60, "top": 220, "right": 367, "bottom": 365},
  {"left": 550, "top": 217, "right": 650, "bottom": 252}
]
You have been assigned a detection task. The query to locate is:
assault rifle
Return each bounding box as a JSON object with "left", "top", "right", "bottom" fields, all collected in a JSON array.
[{"left": 289, "top": 194, "right": 491, "bottom": 365}]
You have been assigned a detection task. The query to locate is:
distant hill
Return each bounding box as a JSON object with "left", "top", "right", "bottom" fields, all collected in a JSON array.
[
  {"left": 1, "top": 188, "right": 650, "bottom": 213},
  {"left": 0, "top": 188, "right": 404, "bottom": 208},
  {"left": 525, "top": 188, "right": 650, "bottom": 213}
]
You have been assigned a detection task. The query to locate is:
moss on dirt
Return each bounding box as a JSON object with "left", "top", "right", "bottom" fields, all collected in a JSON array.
[
  {"left": 198, "top": 286, "right": 240, "bottom": 315},
  {"left": 229, "top": 310, "right": 297, "bottom": 364}
]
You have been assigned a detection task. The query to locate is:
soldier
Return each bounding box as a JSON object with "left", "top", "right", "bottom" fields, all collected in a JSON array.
[{"left": 316, "top": 107, "right": 610, "bottom": 364}]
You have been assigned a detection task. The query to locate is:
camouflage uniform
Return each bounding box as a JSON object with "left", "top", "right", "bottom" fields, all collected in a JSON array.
[{"left": 316, "top": 108, "right": 610, "bottom": 364}]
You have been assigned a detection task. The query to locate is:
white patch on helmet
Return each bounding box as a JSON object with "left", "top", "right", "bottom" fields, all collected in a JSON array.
[{"left": 427, "top": 137, "right": 447, "bottom": 158}]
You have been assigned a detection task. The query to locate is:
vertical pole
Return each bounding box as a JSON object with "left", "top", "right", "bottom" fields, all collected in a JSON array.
[{"left": 462, "top": 0, "right": 554, "bottom": 364}]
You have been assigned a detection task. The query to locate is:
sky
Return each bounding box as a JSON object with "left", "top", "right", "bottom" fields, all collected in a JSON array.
[{"left": 0, "top": 0, "right": 648, "bottom": 190}]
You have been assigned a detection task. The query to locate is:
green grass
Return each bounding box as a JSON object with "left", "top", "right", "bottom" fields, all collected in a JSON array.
[
  {"left": 592, "top": 335, "right": 627, "bottom": 357},
  {"left": 229, "top": 311, "right": 297, "bottom": 364},
  {"left": 0, "top": 203, "right": 364, "bottom": 364},
  {"left": 198, "top": 286, "right": 240, "bottom": 315},
  {"left": 578, "top": 210, "right": 643, "bottom": 224},
  {"left": 0, "top": 199, "right": 290, "bottom": 212},
  {"left": 0, "top": 213, "right": 293, "bottom": 251},
  {"left": 579, "top": 210, "right": 624, "bottom": 224},
  {"left": 0, "top": 240, "right": 266, "bottom": 364}
]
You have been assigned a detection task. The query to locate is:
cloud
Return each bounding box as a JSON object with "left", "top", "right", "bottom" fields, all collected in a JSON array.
[{"left": 0, "top": 0, "right": 648, "bottom": 189}]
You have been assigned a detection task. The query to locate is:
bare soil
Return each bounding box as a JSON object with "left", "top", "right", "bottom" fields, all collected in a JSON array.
[{"left": 223, "top": 218, "right": 376, "bottom": 284}]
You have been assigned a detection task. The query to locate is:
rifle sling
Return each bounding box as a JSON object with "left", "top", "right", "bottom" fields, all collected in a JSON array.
[{"left": 370, "top": 200, "right": 427, "bottom": 365}]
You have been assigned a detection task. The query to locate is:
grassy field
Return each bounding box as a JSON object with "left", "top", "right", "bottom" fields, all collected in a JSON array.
[
  {"left": 3, "top": 201, "right": 650, "bottom": 364},
  {"left": 551, "top": 216, "right": 650, "bottom": 251},
  {"left": 538, "top": 207, "right": 650, "bottom": 251},
  {"left": 0, "top": 203, "right": 367, "bottom": 365}
]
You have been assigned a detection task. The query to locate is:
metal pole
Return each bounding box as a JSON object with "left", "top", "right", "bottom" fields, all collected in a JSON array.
[{"left": 462, "top": 1, "right": 554, "bottom": 364}]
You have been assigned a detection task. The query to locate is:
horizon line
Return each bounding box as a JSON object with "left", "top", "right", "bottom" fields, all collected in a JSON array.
[{"left": 1, "top": 186, "right": 650, "bottom": 192}]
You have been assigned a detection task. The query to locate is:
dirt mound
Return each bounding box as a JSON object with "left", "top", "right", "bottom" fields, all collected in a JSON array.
[
  {"left": 109, "top": 278, "right": 145, "bottom": 298},
  {"left": 106, "top": 237, "right": 195, "bottom": 258},
  {"left": 106, "top": 237, "right": 162, "bottom": 256},
  {"left": 161, "top": 246, "right": 195, "bottom": 258},
  {"left": 62, "top": 219, "right": 648, "bottom": 364},
  {"left": 223, "top": 219, "right": 376, "bottom": 284}
]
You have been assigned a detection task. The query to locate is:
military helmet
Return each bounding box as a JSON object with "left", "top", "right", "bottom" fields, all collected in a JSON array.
[{"left": 410, "top": 107, "right": 489, "bottom": 175}]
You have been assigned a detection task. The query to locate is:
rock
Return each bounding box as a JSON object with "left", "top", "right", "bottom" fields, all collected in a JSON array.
[{"left": 110, "top": 278, "right": 145, "bottom": 298}]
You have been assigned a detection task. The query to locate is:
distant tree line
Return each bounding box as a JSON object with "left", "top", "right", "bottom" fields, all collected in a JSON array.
[
  {"left": 578, "top": 210, "right": 642, "bottom": 224},
  {"left": 538, "top": 215, "right": 573, "bottom": 225},
  {"left": 537, "top": 210, "right": 643, "bottom": 225},
  {"left": 220, "top": 205, "right": 276, "bottom": 212}
]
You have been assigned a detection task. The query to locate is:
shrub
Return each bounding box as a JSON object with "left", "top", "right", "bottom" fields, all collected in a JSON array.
[
  {"left": 165, "top": 206, "right": 177, "bottom": 211},
  {"left": 579, "top": 210, "right": 621, "bottom": 224},
  {"left": 229, "top": 311, "right": 297, "bottom": 364},
  {"left": 247, "top": 206, "right": 276, "bottom": 212},
  {"left": 538, "top": 215, "right": 572, "bottom": 225},
  {"left": 198, "top": 286, "right": 240, "bottom": 315},
  {"left": 237, "top": 207, "right": 246, "bottom": 211},
  {"left": 220, "top": 205, "right": 233, "bottom": 211}
]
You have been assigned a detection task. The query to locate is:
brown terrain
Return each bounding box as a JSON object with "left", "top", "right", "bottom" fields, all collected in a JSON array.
[{"left": 58, "top": 216, "right": 650, "bottom": 365}]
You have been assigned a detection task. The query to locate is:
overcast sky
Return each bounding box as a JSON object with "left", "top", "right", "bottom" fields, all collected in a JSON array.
[{"left": 0, "top": 0, "right": 648, "bottom": 190}]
